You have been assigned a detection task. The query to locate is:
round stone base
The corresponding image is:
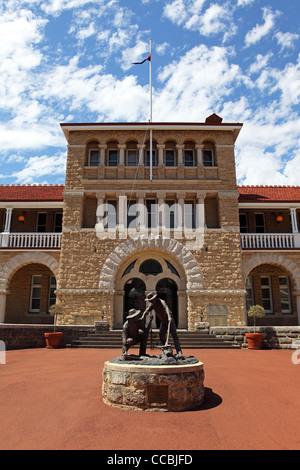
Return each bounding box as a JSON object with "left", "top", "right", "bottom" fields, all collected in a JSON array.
[{"left": 102, "top": 358, "right": 205, "bottom": 412}]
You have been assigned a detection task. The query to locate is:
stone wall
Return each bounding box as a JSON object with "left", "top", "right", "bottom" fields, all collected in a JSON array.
[
  {"left": 210, "top": 325, "right": 300, "bottom": 349},
  {"left": 0, "top": 324, "right": 94, "bottom": 350}
]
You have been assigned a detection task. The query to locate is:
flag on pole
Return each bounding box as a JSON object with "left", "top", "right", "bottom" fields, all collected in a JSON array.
[{"left": 132, "top": 55, "right": 151, "bottom": 65}]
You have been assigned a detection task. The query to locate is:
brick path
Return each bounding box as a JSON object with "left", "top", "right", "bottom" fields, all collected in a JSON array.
[{"left": 0, "top": 348, "right": 299, "bottom": 450}]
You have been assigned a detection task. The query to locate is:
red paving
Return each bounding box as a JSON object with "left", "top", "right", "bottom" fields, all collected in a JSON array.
[{"left": 0, "top": 347, "right": 300, "bottom": 450}]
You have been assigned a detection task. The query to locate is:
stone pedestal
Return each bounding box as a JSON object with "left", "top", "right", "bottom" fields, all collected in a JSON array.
[
  {"left": 95, "top": 321, "right": 109, "bottom": 331},
  {"left": 102, "top": 357, "right": 205, "bottom": 412}
]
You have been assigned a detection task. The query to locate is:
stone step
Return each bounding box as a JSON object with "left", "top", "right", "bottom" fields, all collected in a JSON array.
[{"left": 69, "top": 329, "right": 240, "bottom": 349}]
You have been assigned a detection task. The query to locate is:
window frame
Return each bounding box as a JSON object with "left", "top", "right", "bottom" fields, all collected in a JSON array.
[
  {"left": 146, "top": 150, "right": 157, "bottom": 167},
  {"left": 37, "top": 212, "right": 47, "bottom": 233},
  {"left": 88, "top": 149, "right": 100, "bottom": 167},
  {"left": 48, "top": 275, "right": 57, "bottom": 312},
  {"left": 29, "top": 275, "right": 42, "bottom": 313},
  {"left": 255, "top": 212, "right": 265, "bottom": 233},
  {"left": 126, "top": 149, "right": 138, "bottom": 166},
  {"left": 245, "top": 276, "right": 254, "bottom": 312},
  {"left": 260, "top": 276, "right": 273, "bottom": 314},
  {"left": 184, "top": 149, "right": 195, "bottom": 167},
  {"left": 165, "top": 149, "right": 176, "bottom": 167},
  {"left": 279, "top": 276, "right": 292, "bottom": 314},
  {"left": 203, "top": 149, "right": 214, "bottom": 167},
  {"left": 107, "top": 149, "right": 118, "bottom": 167},
  {"left": 239, "top": 213, "right": 248, "bottom": 233}
]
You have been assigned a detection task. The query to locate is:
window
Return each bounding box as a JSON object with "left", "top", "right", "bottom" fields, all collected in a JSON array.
[
  {"left": 255, "top": 213, "right": 265, "bottom": 233},
  {"left": 54, "top": 212, "right": 62, "bottom": 232},
  {"left": 30, "top": 275, "right": 42, "bottom": 313},
  {"left": 203, "top": 150, "right": 214, "bottom": 167},
  {"left": 261, "top": 277, "right": 273, "bottom": 313},
  {"left": 88, "top": 150, "right": 99, "bottom": 166},
  {"left": 127, "top": 150, "right": 138, "bottom": 166},
  {"left": 108, "top": 149, "right": 118, "bottom": 166},
  {"left": 127, "top": 201, "right": 137, "bottom": 229},
  {"left": 165, "top": 150, "right": 176, "bottom": 166},
  {"left": 279, "top": 277, "right": 291, "bottom": 313},
  {"left": 146, "top": 150, "right": 157, "bottom": 166},
  {"left": 105, "top": 200, "right": 117, "bottom": 229},
  {"left": 48, "top": 276, "right": 56, "bottom": 311},
  {"left": 184, "top": 150, "right": 194, "bottom": 166},
  {"left": 239, "top": 213, "right": 248, "bottom": 233},
  {"left": 245, "top": 276, "right": 254, "bottom": 312},
  {"left": 139, "top": 259, "right": 162, "bottom": 276},
  {"left": 37, "top": 213, "right": 47, "bottom": 233},
  {"left": 165, "top": 201, "right": 176, "bottom": 229},
  {"left": 184, "top": 201, "right": 196, "bottom": 229},
  {"left": 146, "top": 199, "right": 157, "bottom": 229}
]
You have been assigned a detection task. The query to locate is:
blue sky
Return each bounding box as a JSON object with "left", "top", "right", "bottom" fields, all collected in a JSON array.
[{"left": 0, "top": 0, "right": 299, "bottom": 186}]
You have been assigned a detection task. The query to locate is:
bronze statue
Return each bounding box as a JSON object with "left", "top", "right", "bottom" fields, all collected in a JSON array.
[
  {"left": 122, "top": 308, "right": 153, "bottom": 358},
  {"left": 141, "top": 292, "right": 183, "bottom": 357}
]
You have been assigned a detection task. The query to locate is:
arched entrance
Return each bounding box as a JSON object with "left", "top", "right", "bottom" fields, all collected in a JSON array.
[
  {"left": 114, "top": 252, "right": 187, "bottom": 329},
  {"left": 123, "top": 278, "right": 146, "bottom": 324}
]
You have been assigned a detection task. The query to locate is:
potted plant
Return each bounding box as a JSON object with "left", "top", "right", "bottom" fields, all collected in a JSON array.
[
  {"left": 44, "top": 304, "right": 64, "bottom": 349},
  {"left": 246, "top": 305, "right": 265, "bottom": 349}
]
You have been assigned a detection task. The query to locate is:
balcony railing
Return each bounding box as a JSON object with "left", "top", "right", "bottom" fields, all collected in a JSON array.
[
  {"left": 241, "top": 233, "right": 298, "bottom": 249},
  {"left": 0, "top": 232, "right": 62, "bottom": 249}
]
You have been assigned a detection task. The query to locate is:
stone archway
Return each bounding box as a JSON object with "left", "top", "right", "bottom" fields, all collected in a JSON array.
[
  {"left": 99, "top": 237, "right": 203, "bottom": 292},
  {"left": 0, "top": 253, "right": 60, "bottom": 323},
  {"left": 243, "top": 253, "right": 300, "bottom": 291}
]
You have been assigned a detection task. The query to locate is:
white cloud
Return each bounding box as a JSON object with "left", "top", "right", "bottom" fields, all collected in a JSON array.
[
  {"left": 245, "top": 7, "right": 280, "bottom": 47},
  {"left": 11, "top": 153, "right": 67, "bottom": 184},
  {"left": 249, "top": 53, "right": 273, "bottom": 74},
  {"left": 275, "top": 31, "right": 299, "bottom": 51},
  {"left": 163, "top": 0, "right": 189, "bottom": 26},
  {"left": 237, "top": 0, "right": 255, "bottom": 6}
]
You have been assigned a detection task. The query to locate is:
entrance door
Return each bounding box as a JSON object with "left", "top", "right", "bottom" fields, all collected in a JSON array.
[
  {"left": 123, "top": 278, "right": 146, "bottom": 324},
  {"left": 156, "top": 278, "right": 178, "bottom": 327}
]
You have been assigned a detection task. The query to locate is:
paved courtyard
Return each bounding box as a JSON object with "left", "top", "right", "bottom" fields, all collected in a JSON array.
[{"left": 0, "top": 347, "right": 299, "bottom": 450}]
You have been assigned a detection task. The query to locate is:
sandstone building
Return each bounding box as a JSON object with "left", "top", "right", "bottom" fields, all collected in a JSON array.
[{"left": 0, "top": 115, "right": 299, "bottom": 330}]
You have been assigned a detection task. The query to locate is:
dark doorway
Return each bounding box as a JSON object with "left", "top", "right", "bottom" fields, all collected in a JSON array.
[
  {"left": 155, "top": 278, "right": 178, "bottom": 327},
  {"left": 123, "top": 278, "right": 146, "bottom": 324}
]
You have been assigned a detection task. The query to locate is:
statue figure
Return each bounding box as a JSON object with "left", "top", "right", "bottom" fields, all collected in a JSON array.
[
  {"left": 122, "top": 309, "right": 153, "bottom": 358},
  {"left": 142, "top": 292, "right": 183, "bottom": 357}
]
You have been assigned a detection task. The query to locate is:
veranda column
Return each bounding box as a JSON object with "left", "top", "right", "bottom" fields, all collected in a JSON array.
[
  {"left": 157, "top": 144, "right": 165, "bottom": 165},
  {"left": 95, "top": 192, "right": 106, "bottom": 232},
  {"left": 137, "top": 145, "right": 145, "bottom": 165},
  {"left": 157, "top": 191, "right": 166, "bottom": 234},
  {"left": 0, "top": 292, "right": 7, "bottom": 323},
  {"left": 176, "top": 144, "right": 184, "bottom": 165},
  {"left": 175, "top": 192, "right": 185, "bottom": 240},
  {"left": 137, "top": 192, "right": 146, "bottom": 235},
  {"left": 99, "top": 144, "right": 107, "bottom": 166},
  {"left": 290, "top": 208, "right": 300, "bottom": 248},
  {"left": 118, "top": 144, "right": 126, "bottom": 166},
  {"left": 195, "top": 144, "right": 204, "bottom": 165},
  {"left": 1, "top": 208, "right": 13, "bottom": 248},
  {"left": 117, "top": 193, "right": 127, "bottom": 239}
]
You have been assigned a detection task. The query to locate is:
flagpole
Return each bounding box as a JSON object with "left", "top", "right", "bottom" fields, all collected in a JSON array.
[{"left": 149, "top": 38, "right": 153, "bottom": 182}]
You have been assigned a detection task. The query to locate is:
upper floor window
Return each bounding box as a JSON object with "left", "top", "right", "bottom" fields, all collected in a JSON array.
[
  {"left": 126, "top": 141, "right": 138, "bottom": 166},
  {"left": 54, "top": 212, "right": 63, "bottom": 232},
  {"left": 108, "top": 149, "right": 118, "bottom": 166},
  {"left": 203, "top": 141, "right": 215, "bottom": 167},
  {"left": 255, "top": 213, "right": 265, "bottom": 233},
  {"left": 146, "top": 150, "right": 157, "bottom": 166},
  {"left": 88, "top": 150, "right": 99, "bottom": 166},
  {"left": 37, "top": 212, "right": 47, "bottom": 233},
  {"left": 184, "top": 150, "right": 194, "bottom": 166},
  {"left": 165, "top": 149, "right": 176, "bottom": 166},
  {"left": 184, "top": 141, "right": 195, "bottom": 166},
  {"left": 239, "top": 213, "right": 248, "bottom": 233}
]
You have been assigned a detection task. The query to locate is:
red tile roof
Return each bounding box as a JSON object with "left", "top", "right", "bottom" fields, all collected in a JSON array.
[
  {"left": 0, "top": 185, "right": 64, "bottom": 202},
  {"left": 238, "top": 186, "right": 300, "bottom": 203},
  {"left": 0, "top": 184, "right": 299, "bottom": 203}
]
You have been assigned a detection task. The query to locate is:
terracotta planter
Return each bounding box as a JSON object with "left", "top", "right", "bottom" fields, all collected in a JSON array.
[
  {"left": 44, "top": 332, "right": 63, "bottom": 349},
  {"left": 245, "top": 333, "right": 263, "bottom": 350}
]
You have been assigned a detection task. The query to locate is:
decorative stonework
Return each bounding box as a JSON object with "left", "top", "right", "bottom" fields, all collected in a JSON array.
[
  {"left": 243, "top": 253, "right": 300, "bottom": 290},
  {"left": 99, "top": 237, "right": 203, "bottom": 292}
]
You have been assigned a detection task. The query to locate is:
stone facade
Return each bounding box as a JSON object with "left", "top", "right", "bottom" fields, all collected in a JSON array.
[{"left": 57, "top": 119, "right": 247, "bottom": 328}]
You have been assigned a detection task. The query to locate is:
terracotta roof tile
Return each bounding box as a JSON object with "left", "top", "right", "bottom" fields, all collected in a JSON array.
[
  {"left": 0, "top": 185, "right": 64, "bottom": 202},
  {"left": 238, "top": 186, "right": 300, "bottom": 203}
]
